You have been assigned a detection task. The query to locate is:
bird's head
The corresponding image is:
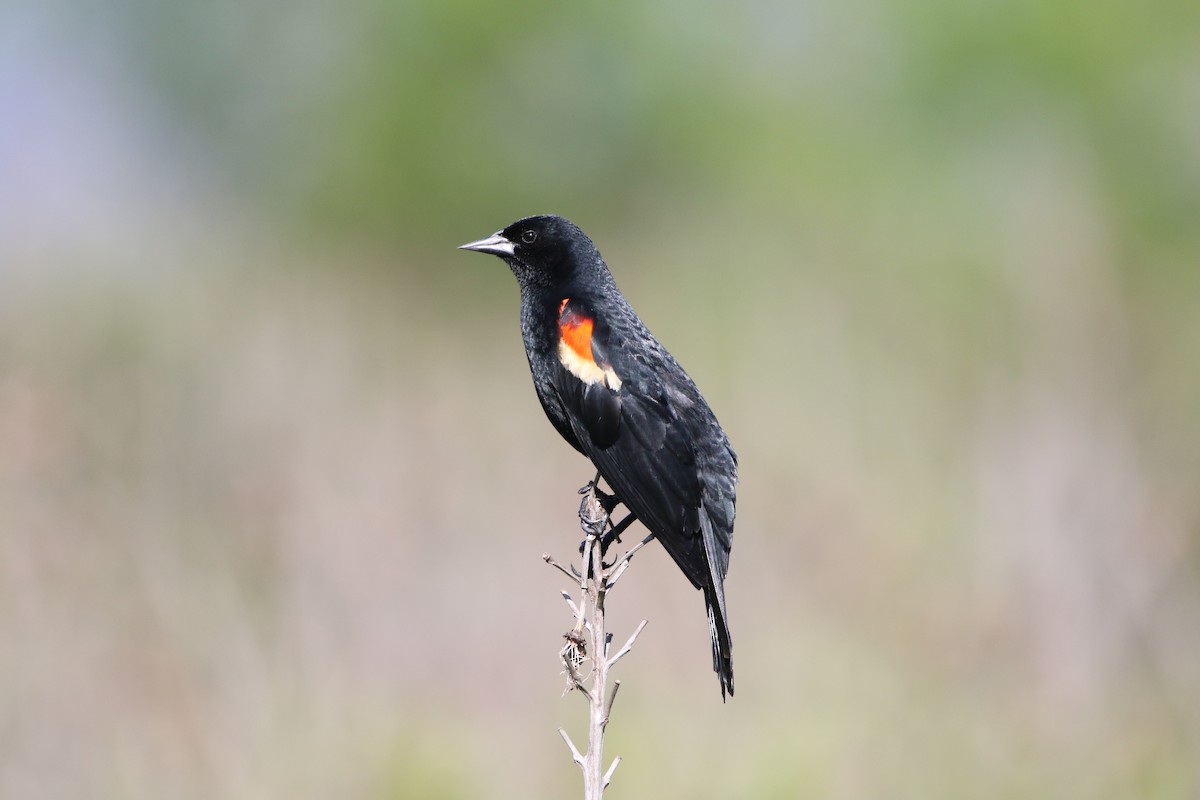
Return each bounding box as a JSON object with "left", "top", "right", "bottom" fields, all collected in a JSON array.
[{"left": 459, "top": 215, "right": 606, "bottom": 291}]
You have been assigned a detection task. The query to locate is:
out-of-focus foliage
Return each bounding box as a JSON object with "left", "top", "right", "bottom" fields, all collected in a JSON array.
[
  {"left": 2, "top": 0, "right": 1199, "bottom": 797},
  {"left": 98, "top": 0, "right": 1200, "bottom": 247}
]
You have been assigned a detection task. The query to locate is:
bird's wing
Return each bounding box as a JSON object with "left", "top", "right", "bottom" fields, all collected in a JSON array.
[
  {"left": 550, "top": 297, "right": 737, "bottom": 696},
  {"left": 549, "top": 299, "right": 713, "bottom": 589}
]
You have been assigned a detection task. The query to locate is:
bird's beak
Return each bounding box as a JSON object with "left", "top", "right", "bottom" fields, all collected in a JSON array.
[{"left": 458, "top": 232, "right": 515, "bottom": 257}]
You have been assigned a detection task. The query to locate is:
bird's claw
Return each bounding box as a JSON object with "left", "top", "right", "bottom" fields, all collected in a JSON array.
[
  {"left": 578, "top": 486, "right": 609, "bottom": 539},
  {"left": 578, "top": 477, "right": 621, "bottom": 514}
]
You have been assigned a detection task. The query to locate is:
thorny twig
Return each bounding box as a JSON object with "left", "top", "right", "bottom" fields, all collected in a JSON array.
[{"left": 548, "top": 478, "right": 651, "bottom": 800}]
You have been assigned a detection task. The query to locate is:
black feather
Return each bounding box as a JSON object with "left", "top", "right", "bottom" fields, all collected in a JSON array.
[{"left": 462, "top": 214, "right": 739, "bottom": 698}]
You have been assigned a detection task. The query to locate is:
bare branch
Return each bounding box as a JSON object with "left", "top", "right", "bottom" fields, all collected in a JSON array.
[
  {"left": 602, "top": 757, "right": 621, "bottom": 789},
  {"left": 606, "top": 620, "right": 648, "bottom": 670},
  {"left": 552, "top": 478, "right": 652, "bottom": 799},
  {"left": 605, "top": 532, "right": 655, "bottom": 588},
  {"left": 603, "top": 679, "right": 621, "bottom": 725},
  {"left": 558, "top": 728, "right": 585, "bottom": 768},
  {"left": 578, "top": 536, "right": 595, "bottom": 592},
  {"left": 559, "top": 590, "right": 580, "bottom": 617},
  {"left": 545, "top": 552, "right": 580, "bottom": 581}
]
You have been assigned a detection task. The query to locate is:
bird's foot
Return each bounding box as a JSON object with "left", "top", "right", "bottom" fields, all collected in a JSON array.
[
  {"left": 577, "top": 487, "right": 608, "bottom": 540},
  {"left": 577, "top": 474, "right": 638, "bottom": 569},
  {"left": 578, "top": 474, "right": 622, "bottom": 516}
]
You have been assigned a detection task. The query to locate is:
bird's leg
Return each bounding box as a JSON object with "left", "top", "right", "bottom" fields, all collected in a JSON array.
[
  {"left": 576, "top": 479, "right": 608, "bottom": 581},
  {"left": 577, "top": 471, "right": 603, "bottom": 500},
  {"left": 577, "top": 477, "right": 609, "bottom": 540},
  {"left": 577, "top": 474, "right": 638, "bottom": 567},
  {"left": 592, "top": 483, "right": 622, "bottom": 518},
  {"left": 578, "top": 472, "right": 622, "bottom": 516},
  {"left": 577, "top": 472, "right": 627, "bottom": 557},
  {"left": 598, "top": 512, "right": 637, "bottom": 559}
]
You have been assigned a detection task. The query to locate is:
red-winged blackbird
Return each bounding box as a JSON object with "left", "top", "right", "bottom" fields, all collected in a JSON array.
[{"left": 460, "top": 215, "right": 738, "bottom": 698}]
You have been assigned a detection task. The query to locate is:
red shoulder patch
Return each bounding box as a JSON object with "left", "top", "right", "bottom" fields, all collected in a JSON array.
[
  {"left": 558, "top": 299, "right": 596, "bottom": 364},
  {"left": 557, "top": 298, "right": 621, "bottom": 389}
]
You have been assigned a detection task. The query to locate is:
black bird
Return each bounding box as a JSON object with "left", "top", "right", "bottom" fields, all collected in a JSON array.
[{"left": 460, "top": 215, "right": 738, "bottom": 698}]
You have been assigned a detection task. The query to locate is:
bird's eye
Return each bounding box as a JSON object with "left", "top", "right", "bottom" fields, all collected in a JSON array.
[{"left": 521, "top": 230, "right": 538, "bottom": 244}]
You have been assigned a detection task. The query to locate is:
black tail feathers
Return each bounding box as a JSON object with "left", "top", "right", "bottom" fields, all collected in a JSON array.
[{"left": 704, "top": 585, "right": 734, "bottom": 700}]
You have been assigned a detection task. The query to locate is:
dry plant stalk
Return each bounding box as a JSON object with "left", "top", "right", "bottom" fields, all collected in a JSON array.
[{"left": 542, "top": 481, "right": 653, "bottom": 800}]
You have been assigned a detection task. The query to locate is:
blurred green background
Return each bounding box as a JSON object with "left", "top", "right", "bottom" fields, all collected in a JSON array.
[{"left": 3, "top": 0, "right": 1199, "bottom": 797}]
